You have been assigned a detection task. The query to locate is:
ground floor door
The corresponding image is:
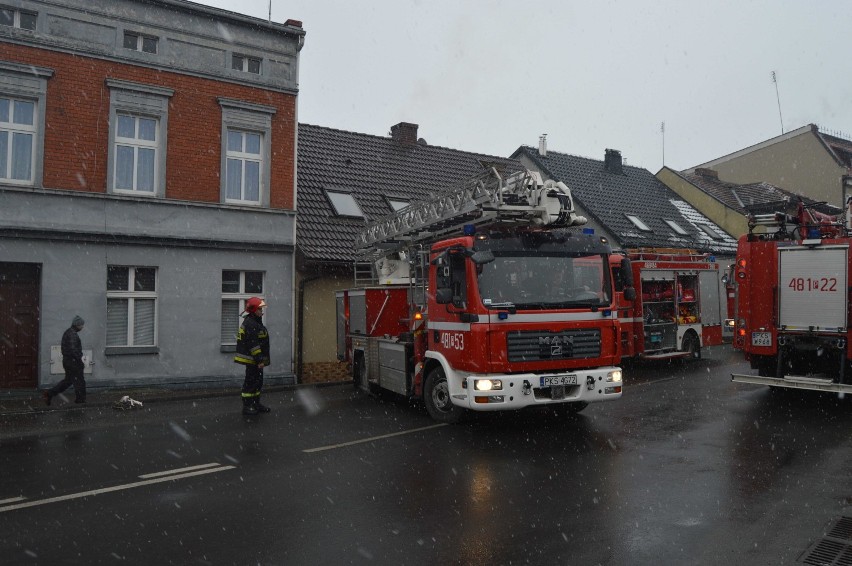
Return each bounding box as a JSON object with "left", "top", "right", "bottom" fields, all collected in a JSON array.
[{"left": 0, "top": 262, "right": 40, "bottom": 388}]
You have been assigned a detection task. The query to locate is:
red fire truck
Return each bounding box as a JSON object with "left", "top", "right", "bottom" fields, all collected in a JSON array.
[
  {"left": 336, "top": 168, "right": 632, "bottom": 423},
  {"left": 614, "top": 249, "right": 724, "bottom": 360},
  {"left": 731, "top": 199, "right": 852, "bottom": 394}
]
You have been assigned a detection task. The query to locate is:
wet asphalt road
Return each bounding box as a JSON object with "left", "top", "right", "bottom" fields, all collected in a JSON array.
[{"left": 1, "top": 345, "right": 851, "bottom": 565}]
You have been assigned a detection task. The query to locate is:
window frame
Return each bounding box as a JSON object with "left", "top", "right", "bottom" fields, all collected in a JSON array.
[
  {"left": 106, "top": 265, "right": 159, "bottom": 353},
  {"left": 625, "top": 213, "right": 652, "bottom": 232},
  {"left": 123, "top": 31, "right": 158, "bottom": 54},
  {"left": 113, "top": 113, "right": 159, "bottom": 194},
  {"left": 326, "top": 189, "right": 364, "bottom": 218},
  {"left": 697, "top": 223, "right": 724, "bottom": 240},
  {"left": 387, "top": 198, "right": 410, "bottom": 212},
  {"left": 0, "top": 6, "right": 37, "bottom": 31},
  {"left": 224, "top": 128, "right": 263, "bottom": 204},
  {"left": 221, "top": 270, "right": 265, "bottom": 348},
  {"left": 231, "top": 54, "right": 262, "bottom": 75},
  {"left": 218, "top": 98, "right": 275, "bottom": 207},
  {"left": 106, "top": 79, "right": 173, "bottom": 198},
  {"left": 663, "top": 219, "right": 689, "bottom": 236},
  {"left": 0, "top": 61, "right": 51, "bottom": 188}
]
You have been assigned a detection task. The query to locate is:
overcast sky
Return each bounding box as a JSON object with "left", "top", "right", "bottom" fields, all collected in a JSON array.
[{"left": 195, "top": 0, "right": 850, "bottom": 172}]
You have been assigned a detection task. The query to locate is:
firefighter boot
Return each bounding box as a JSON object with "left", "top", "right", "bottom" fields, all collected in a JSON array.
[
  {"left": 255, "top": 395, "right": 271, "bottom": 413},
  {"left": 242, "top": 397, "right": 259, "bottom": 416}
]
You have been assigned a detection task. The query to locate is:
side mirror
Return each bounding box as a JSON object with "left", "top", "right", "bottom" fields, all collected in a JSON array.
[
  {"left": 436, "top": 288, "right": 453, "bottom": 304},
  {"left": 620, "top": 257, "right": 634, "bottom": 287},
  {"left": 623, "top": 287, "right": 637, "bottom": 301},
  {"left": 721, "top": 274, "right": 729, "bottom": 285},
  {"left": 470, "top": 250, "right": 495, "bottom": 265}
]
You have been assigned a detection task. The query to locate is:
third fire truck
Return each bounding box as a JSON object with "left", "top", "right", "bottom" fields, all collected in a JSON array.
[
  {"left": 731, "top": 198, "right": 852, "bottom": 394},
  {"left": 336, "top": 168, "right": 632, "bottom": 423},
  {"left": 616, "top": 249, "right": 725, "bottom": 360}
]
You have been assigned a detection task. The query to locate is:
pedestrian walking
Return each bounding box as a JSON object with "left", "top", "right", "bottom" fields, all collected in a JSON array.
[
  {"left": 234, "top": 297, "right": 271, "bottom": 415},
  {"left": 43, "top": 316, "right": 86, "bottom": 405}
]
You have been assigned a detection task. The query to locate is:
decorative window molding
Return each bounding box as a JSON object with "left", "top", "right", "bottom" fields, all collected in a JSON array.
[
  {"left": 106, "top": 79, "right": 173, "bottom": 198},
  {"left": 221, "top": 270, "right": 264, "bottom": 346},
  {"left": 218, "top": 98, "right": 274, "bottom": 207},
  {"left": 106, "top": 266, "right": 158, "bottom": 348},
  {"left": 0, "top": 61, "right": 51, "bottom": 187}
]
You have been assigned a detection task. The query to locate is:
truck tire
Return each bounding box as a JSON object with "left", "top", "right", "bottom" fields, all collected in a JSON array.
[
  {"left": 352, "top": 353, "right": 367, "bottom": 391},
  {"left": 683, "top": 332, "right": 701, "bottom": 360},
  {"left": 424, "top": 367, "right": 465, "bottom": 424}
]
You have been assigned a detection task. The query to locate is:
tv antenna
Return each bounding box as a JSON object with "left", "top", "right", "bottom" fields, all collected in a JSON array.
[{"left": 771, "top": 71, "right": 784, "bottom": 134}]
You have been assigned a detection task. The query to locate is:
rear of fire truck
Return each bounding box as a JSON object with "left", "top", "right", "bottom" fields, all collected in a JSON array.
[{"left": 731, "top": 199, "right": 852, "bottom": 394}]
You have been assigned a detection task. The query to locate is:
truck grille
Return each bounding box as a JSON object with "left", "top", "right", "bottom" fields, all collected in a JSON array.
[{"left": 506, "top": 329, "right": 601, "bottom": 362}]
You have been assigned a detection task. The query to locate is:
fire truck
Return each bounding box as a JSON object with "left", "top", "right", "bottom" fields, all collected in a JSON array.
[
  {"left": 615, "top": 249, "right": 724, "bottom": 360},
  {"left": 731, "top": 198, "right": 852, "bottom": 394},
  {"left": 335, "top": 168, "right": 632, "bottom": 423}
]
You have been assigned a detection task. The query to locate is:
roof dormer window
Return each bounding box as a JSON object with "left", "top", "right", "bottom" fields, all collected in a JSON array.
[{"left": 625, "top": 214, "right": 652, "bottom": 232}]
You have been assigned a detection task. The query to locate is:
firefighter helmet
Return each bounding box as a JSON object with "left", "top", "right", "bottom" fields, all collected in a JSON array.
[{"left": 244, "top": 297, "right": 267, "bottom": 314}]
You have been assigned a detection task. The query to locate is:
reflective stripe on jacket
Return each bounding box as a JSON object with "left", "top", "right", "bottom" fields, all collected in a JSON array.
[{"left": 234, "top": 314, "right": 271, "bottom": 366}]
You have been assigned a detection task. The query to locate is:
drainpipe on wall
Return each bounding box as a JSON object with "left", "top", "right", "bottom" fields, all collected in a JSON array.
[{"left": 296, "top": 274, "right": 322, "bottom": 384}]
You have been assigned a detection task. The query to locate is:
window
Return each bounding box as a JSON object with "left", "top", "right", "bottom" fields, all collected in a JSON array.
[
  {"left": 114, "top": 114, "right": 157, "bottom": 193},
  {"left": 664, "top": 219, "right": 689, "bottom": 235},
  {"left": 388, "top": 198, "right": 409, "bottom": 211},
  {"left": 107, "top": 79, "right": 173, "bottom": 198},
  {"left": 225, "top": 129, "right": 262, "bottom": 203},
  {"left": 326, "top": 191, "right": 364, "bottom": 217},
  {"left": 221, "top": 270, "right": 264, "bottom": 345},
  {"left": 107, "top": 266, "right": 157, "bottom": 347},
  {"left": 697, "top": 224, "right": 724, "bottom": 240},
  {"left": 218, "top": 98, "right": 275, "bottom": 206},
  {"left": 625, "top": 214, "right": 652, "bottom": 232},
  {"left": 232, "top": 54, "right": 261, "bottom": 74},
  {"left": 123, "top": 31, "right": 158, "bottom": 54},
  {"left": 0, "top": 7, "right": 36, "bottom": 30},
  {"left": 0, "top": 97, "right": 35, "bottom": 183}
]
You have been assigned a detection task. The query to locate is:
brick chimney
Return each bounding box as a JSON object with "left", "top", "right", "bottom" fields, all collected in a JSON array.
[
  {"left": 694, "top": 167, "right": 718, "bottom": 179},
  {"left": 604, "top": 149, "right": 623, "bottom": 174},
  {"left": 391, "top": 122, "right": 419, "bottom": 146}
]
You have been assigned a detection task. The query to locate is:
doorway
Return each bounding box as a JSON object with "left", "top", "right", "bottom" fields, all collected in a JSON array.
[{"left": 0, "top": 262, "right": 41, "bottom": 388}]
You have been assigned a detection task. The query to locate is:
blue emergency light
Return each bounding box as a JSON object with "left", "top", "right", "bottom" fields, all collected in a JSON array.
[
  {"left": 582, "top": 228, "right": 595, "bottom": 235},
  {"left": 463, "top": 224, "right": 476, "bottom": 236}
]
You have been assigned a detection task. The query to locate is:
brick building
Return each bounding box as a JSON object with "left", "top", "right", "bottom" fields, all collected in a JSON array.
[{"left": 0, "top": 0, "right": 304, "bottom": 390}]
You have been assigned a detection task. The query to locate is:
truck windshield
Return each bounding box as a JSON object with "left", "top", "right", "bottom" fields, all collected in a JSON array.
[{"left": 477, "top": 253, "right": 611, "bottom": 309}]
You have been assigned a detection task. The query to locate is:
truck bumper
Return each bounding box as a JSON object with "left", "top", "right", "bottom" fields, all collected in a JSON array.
[
  {"left": 448, "top": 367, "right": 623, "bottom": 411},
  {"left": 731, "top": 372, "right": 852, "bottom": 394}
]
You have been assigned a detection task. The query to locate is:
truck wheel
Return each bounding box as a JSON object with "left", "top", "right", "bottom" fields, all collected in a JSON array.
[
  {"left": 424, "top": 367, "right": 465, "bottom": 424},
  {"left": 684, "top": 333, "right": 701, "bottom": 360},
  {"left": 352, "top": 353, "right": 366, "bottom": 390}
]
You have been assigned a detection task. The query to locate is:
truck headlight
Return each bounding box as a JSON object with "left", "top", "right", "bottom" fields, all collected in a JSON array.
[
  {"left": 475, "top": 379, "right": 502, "bottom": 391},
  {"left": 607, "top": 370, "right": 622, "bottom": 383},
  {"left": 725, "top": 319, "right": 735, "bottom": 327}
]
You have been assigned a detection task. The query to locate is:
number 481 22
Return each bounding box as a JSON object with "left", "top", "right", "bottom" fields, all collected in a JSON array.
[{"left": 788, "top": 277, "right": 837, "bottom": 292}]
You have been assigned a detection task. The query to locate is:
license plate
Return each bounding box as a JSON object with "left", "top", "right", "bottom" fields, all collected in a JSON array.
[
  {"left": 752, "top": 332, "right": 772, "bottom": 347},
  {"left": 540, "top": 375, "right": 578, "bottom": 387}
]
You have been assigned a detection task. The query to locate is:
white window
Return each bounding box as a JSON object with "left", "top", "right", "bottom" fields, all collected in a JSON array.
[
  {"left": 664, "top": 219, "right": 689, "bottom": 235},
  {"left": 326, "top": 190, "right": 364, "bottom": 217},
  {"left": 114, "top": 114, "right": 157, "bottom": 193},
  {"left": 107, "top": 79, "right": 173, "bottom": 198},
  {"left": 0, "top": 96, "right": 35, "bottom": 183},
  {"left": 232, "top": 54, "right": 261, "bottom": 74},
  {"left": 221, "top": 270, "right": 264, "bottom": 345},
  {"left": 107, "top": 266, "right": 157, "bottom": 347},
  {"left": 388, "top": 198, "right": 409, "bottom": 211},
  {"left": 225, "top": 129, "right": 262, "bottom": 203},
  {"left": 0, "top": 7, "right": 36, "bottom": 30},
  {"left": 697, "top": 224, "right": 724, "bottom": 240},
  {"left": 123, "top": 31, "right": 158, "bottom": 54},
  {"left": 626, "top": 214, "right": 652, "bottom": 232}
]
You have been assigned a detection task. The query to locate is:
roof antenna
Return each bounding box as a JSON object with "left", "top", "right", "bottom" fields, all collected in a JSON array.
[
  {"left": 771, "top": 71, "right": 784, "bottom": 135},
  {"left": 660, "top": 121, "right": 665, "bottom": 166}
]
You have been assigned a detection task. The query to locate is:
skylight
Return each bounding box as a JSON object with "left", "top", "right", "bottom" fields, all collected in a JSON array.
[
  {"left": 625, "top": 214, "right": 652, "bottom": 232},
  {"left": 325, "top": 190, "right": 364, "bottom": 217},
  {"left": 663, "top": 219, "right": 689, "bottom": 235},
  {"left": 697, "top": 224, "right": 724, "bottom": 240},
  {"left": 388, "top": 199, "right": 409, "bottom": 211}
]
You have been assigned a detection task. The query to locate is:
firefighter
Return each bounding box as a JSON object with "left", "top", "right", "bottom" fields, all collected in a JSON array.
[{"left": 234, "top": 296, "right": 271, "bottom": 415}]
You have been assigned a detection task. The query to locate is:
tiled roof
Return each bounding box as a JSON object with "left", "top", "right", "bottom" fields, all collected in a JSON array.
[
  {"left": 513, "top": 146, "right": 738, "bottom": 254},
  {"left": 296, "top": 123, "right": 523, "bottom": 263},
  {"left": 675, "top": 169, "right": 839, "bottom": 216}
]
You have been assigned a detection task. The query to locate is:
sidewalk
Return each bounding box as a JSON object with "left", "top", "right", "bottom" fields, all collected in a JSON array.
[{"left": 0, "top": 381, "right": 349, "bottom": 416}]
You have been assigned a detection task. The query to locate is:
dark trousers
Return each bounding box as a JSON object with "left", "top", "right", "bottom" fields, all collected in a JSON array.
[
  {"left": 49, "top": 359, "right": 86, "bottom": 402},
  {"left": 241, "top": 365, "right": 264, "bottom": 398}
]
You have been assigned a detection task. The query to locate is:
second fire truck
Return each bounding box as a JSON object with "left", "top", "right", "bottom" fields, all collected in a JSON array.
[
  {"left": 336, "top": 168, "right": 632, "bottom": 423},
  {"left": 731, "top": 198, "right": 852, "bottom": 394}
]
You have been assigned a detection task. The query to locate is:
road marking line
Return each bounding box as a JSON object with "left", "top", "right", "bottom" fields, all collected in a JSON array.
[
  {"left": 303, "top": 423, "right": 448, "bottom": 453},
  {"left": 0, "top": 466, "right": 235, "bottom": 513},
  {"left": 138, "top": 462, "right": 222, "bottom": 479},
  {"left": 0, "top": 496, "right": 25, "bottom": 504}
]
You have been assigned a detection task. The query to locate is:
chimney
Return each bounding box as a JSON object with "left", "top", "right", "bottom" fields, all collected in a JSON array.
[
  {"left": 694, "top": 167, "right": 719, "bottom": 179},
  {"left": 604, "top": 149, "right": 623, "bottom": 174},
  {"left": 538, "top": 134, "right": 547, "bottom": 157},
  {"left": 391, "top": 122, "right": 419, "bottom": 146}
]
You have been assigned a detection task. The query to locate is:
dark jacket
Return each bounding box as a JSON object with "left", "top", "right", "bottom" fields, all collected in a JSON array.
[
  {"left": 234, "top": 314, "right": 270, "bottom": 366},
  {"left": 61, "top": 326, "right": 83, "bottom": 365}
]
